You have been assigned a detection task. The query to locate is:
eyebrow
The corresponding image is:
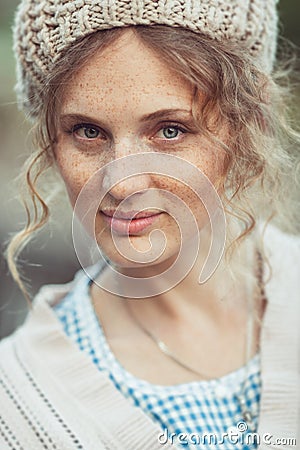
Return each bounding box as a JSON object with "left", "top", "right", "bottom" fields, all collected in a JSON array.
[
  {"left": 59, "top": 113, "right": 103, "bottom": 126},
  {"left": 139, "top": 109, "right": 193, "bottom": 122},
  {"left": 59, "top": 109, "right": 193, "bottom": 127}
]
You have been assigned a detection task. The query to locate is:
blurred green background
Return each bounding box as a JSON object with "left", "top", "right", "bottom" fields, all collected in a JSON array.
[{"left": 0, "top": 0, "right": 299, "bottom": 338}]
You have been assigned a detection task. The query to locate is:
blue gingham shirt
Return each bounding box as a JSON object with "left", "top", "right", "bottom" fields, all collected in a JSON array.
[{"left": 53, "top": 270, "right": 261, "bottom": 449}]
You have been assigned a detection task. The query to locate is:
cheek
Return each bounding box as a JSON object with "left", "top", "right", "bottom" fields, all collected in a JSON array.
[
  {"left": 165, "top": 180, "right": 210, "bottom": 230},
  {"left": 195, "top": 149, "right": 226, "bottom": 181},
  {"left": 174, "top": 145, "right": 226, "bottom": 193},
  {"left": 55, "top": 150, "right": 97, "bottom": 208},
  {"left": 155, "top": 148, "right": 226, "bottom": 228}
]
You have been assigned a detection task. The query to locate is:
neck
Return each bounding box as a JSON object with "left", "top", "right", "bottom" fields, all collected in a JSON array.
[{"left": 96, "top": 226, "right": 257, "bottom": 326}]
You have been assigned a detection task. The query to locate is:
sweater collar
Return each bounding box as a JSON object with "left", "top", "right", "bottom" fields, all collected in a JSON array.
[{"left": 15, "top": 222, "right": 300, "bottom": 448}]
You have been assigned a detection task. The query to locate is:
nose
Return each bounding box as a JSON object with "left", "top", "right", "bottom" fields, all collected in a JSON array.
[
  {"left": 102, "top": 138, "right": 152, "bottom": 200},
  {"left": 105, "top": 171, "right": 152, "bottom": 201}
]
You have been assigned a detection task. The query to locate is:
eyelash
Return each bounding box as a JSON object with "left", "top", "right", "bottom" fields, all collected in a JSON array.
[
  {"left": 66, "top": 122, "right": 189, "bottom": 143},
  {"left": 71, "top": 123, "right": 103, "bottom": 140},
  {"left": 154, "top": 123, "right": 188, "bottom": 141}
]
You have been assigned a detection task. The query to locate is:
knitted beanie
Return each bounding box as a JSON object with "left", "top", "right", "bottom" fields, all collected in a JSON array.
[{"left": 13, "top": 0, "right": 279, "bottom": 118}]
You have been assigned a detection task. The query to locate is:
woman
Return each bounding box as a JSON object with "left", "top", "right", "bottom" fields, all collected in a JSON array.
[{"left": 0, "top": 0, "right": 299, "bottom": 449}]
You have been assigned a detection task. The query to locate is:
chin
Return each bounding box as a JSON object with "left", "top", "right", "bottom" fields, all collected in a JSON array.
[{"left": 98, "top": 240, "right": 179, "bottom": 273}]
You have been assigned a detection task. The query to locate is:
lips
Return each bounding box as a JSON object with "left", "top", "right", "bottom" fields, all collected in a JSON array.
[{"left": 100, "top": 209, "right": 162, "bottom": 234}]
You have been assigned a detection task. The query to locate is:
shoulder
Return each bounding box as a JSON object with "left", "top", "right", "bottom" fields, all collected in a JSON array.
[
  {"left": 260, "top": 220, "right": 300, "bottom": 245},
  {"left": 0, "top": 263, "right": 103, "bottom": 351},
  {"left": 33, "top": 262, "right": 104, "bottom": 309},
  {"left": 259, "top": 221, "right": 300, "bottom": 265},
  {"left": 0, "top": 264, "right": 108, "bottom": 450},
  {"left": 259, "top": 222, "right": 300, "bottom": 304}
]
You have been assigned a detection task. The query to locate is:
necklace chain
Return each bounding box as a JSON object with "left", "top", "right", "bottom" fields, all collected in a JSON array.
[
  {"left": 132, "top": 319, "right": 210, "bottom": 379},
  {"left": 123, "top": 247, "right": 264, "bottom": 430}
]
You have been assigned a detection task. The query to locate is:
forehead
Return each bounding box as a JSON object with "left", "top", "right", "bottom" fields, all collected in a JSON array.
[{"left": 60, "top": 29, "right": 194, "bottom": 116}]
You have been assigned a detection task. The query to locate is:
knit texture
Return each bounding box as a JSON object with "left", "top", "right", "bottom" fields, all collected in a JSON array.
[{"left": 13, "top": 0, "right": 278, "bottom": 118}]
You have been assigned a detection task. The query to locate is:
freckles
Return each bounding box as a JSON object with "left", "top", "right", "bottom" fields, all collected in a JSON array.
[{"left": 56, "top": 154, "right": 94, "bottom": 201}]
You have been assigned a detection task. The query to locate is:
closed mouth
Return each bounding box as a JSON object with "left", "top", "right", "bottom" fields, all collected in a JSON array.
[
  {"left": 101, "top": 209, "right": 162, "bottom": 220},
  {"left": 100, "top": 209, "right": 163, "bottom": 235}
]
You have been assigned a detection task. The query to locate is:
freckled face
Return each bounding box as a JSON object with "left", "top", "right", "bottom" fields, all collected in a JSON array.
[{"left": 55, "top": 29, "right": 227, "bottom": 269}]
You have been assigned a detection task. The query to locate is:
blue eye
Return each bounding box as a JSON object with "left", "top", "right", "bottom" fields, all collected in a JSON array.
[
  {"left": 162, "top": 127, "right": 180, "bottom": 139},
  {"left": 73, "top": 125, "right": 100, "bottom": 139},
  {"left": 156, "top": 125, "right": 186, "bottom": 141}
]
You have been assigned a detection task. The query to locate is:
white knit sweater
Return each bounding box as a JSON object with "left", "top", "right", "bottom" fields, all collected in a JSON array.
[{"left": 0, "top": 223, "right": 299, "bottom": 450}]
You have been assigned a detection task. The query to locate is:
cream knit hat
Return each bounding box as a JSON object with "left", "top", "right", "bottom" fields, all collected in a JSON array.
[{"left": 13, "top": 0, "right": 279, "bottom": 118}]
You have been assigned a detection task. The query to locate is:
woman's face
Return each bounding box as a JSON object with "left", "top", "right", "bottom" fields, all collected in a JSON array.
[{"left": 55, "top": 29, "right": 227, "bottom": 270}]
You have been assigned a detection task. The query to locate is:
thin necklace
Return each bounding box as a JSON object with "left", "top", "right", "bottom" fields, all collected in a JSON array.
[{"left": 120, "top": 246, "right": 264, "bottom": 431}]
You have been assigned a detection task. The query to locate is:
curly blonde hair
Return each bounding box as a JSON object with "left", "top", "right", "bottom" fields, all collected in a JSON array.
[{"left": 6, "top": 25, "right": 300, "bottom": 306}]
